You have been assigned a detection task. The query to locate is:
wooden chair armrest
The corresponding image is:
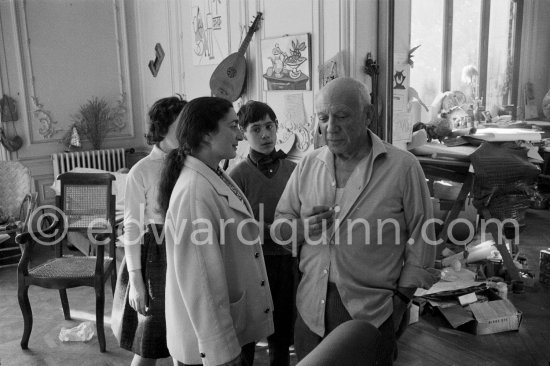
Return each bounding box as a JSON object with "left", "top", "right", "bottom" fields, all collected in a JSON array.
[{"left": 15, "top": 216, "right": 60, "bottom": 245}]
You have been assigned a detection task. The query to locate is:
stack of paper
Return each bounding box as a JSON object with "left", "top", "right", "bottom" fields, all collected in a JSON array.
[{"left": 468, "top": 128, "right": 542, "bottom": 142}]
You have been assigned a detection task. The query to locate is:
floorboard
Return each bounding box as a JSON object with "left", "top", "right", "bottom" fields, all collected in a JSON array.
[{"left": 1, "top": 209, "right": 549, "bottom": 365}]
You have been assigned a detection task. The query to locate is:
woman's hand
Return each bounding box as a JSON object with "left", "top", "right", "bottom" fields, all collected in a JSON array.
[{"left": 128, "top": 270, "right": 148, "bottom": 315}]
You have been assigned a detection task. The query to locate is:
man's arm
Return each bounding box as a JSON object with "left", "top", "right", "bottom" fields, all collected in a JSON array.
[
  {"left": 399, "top": 161, "right": 439, "bottom": 289},
  {"left": 393, "top": 160, "right": 440, "bottom": 331}
]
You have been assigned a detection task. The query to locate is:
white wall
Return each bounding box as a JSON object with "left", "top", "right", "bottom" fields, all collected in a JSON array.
[
  {"left": 0, "top": 0, "right": 143, "bottom": 204},
  {"left": 0, "top": 0, "right": 380, "bottom": 202}
]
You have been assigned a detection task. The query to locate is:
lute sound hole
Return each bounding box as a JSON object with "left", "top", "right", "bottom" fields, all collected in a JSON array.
[{"left": 226, "top": 67, "right": 237, "bottom": 78}]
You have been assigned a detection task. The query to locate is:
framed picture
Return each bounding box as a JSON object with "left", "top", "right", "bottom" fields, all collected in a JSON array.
[
  {"left": 261, "top": 33, "right": 311, "bottom": 91},
  {"left": 191, "top": 0, "right": 229, "bottom": 65}
]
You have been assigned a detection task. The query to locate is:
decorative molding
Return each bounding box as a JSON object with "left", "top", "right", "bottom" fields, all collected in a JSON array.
[
  {"left": 111, "top": 92, "right": 128, "bottom": 132},
  {"left": 340, "top": 0, "right": 350, "bottom": 77},
  {"left": 314, "top": 0, "right": 323, "bottom": 93},
  {"left": 33, "top": 173, "right": 56, "bottom": 205},
  {"left": 31, "top": 96, "right": 60, "bottom": 139},
  {"left": 348, "top": 0, "right": 357, "bottom": 78},
  {"left": 15, "top": 0, "right": 133, "bottom": 144},
  {"left": 170, "top": 0, "right": 186, "bottom": 95},
  {"left": 111, "top": 0, "right": 134, "bottom": 138}
]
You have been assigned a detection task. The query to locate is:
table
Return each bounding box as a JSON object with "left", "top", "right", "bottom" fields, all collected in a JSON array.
[{"left": 416, "top": 156, "right": 521, "bottom": 281}]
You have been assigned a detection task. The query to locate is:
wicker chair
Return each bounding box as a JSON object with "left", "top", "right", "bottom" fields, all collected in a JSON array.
[
  {"left": 16, "top": 172, "right": 117, "bottom": 352},
  {"left": 0, "top": 161, "right": 32, "bottom": 221},
  {"left": 0, "top": 161, "right": 33, "bottom": 266}
]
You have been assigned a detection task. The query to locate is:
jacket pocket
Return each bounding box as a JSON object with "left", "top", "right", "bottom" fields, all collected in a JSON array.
[{"left": 229, "top": 290, "right": 247, "bottom": 333}]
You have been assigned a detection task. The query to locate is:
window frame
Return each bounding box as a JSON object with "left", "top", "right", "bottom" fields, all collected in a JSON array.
[{"left": 438, "top": 0, "right": 523, "bottom": 117}]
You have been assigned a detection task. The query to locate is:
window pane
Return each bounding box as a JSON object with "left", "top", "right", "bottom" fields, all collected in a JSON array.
[
  {"left": 450, "top": 0, "right": 482, "bottom": 100},
  {"left": 486, "top": 0, "right": 514, "bottom": 113},
  {"left": 410, "top": 0, "right": 444, "bottom": 122}
]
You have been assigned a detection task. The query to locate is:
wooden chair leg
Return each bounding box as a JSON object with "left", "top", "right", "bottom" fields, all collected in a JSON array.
[
  {"left": 59, "top": 289, "right": 71, "bottom": 320},
  {"left": 17, "top": 284, "right": 33, "bottom": 350},
  {"left": 95, "top": 285, "right": 106, "bottom": 352}
]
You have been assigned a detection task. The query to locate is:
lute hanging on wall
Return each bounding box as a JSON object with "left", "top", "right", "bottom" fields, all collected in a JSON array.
[{"left": 209, "top": 12, "right": 262, "bottom": 102}]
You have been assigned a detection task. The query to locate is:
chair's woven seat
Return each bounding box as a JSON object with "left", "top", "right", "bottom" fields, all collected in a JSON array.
[{"left": 29, "top": 257, "right": 113, "bottom": 279}]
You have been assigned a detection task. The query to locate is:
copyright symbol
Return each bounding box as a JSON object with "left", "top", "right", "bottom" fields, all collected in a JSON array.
[{"left": 29, "top": 205, "right": 68, "bottom": 246}]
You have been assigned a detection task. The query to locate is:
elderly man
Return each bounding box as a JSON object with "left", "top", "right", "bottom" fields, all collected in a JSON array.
[{"left": 273, "top": 77, "right": 437, "bottom": 365}]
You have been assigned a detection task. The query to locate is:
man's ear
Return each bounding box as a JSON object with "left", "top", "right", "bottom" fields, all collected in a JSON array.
[{"left": 364, "top": 105, "right": 374, "bottom": 128}]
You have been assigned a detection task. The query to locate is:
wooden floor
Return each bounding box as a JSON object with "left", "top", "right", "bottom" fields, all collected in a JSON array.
[
  {"left": 394, "top": 209, "right": 550, "bottom": 366},
  {"left": 0, "top": 209, "right": 549, "bottom": 366}
]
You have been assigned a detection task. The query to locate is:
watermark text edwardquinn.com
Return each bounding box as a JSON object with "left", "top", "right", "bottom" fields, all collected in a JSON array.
[{"left": 27, "top": 203, "right": 519, "bottom": 252}]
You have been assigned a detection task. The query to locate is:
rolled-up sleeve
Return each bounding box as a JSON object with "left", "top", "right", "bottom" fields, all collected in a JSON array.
[
  {"left": 123, "top": 170, "right": 145, "bottom": 272},
  {"left": 399, "top": 162, "right": 438, "bottom": 289},
  {"left": 273, "top": 164, "right": 302, "bottom": 240}
]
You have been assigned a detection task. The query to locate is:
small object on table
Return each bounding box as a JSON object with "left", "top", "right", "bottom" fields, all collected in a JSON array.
[{"left": 496, "top": 282, "right": 508, "bottom": 299}]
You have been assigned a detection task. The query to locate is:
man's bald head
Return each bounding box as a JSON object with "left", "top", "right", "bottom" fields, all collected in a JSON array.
[
  {"left": 315, "top": 77, "right": 373, "bottom": 158},
  {"left": 316, "top": 77, "right": 371, "bottom": 111}
]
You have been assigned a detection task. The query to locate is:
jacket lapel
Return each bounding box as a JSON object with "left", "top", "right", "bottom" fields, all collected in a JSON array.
[{"left": 184, "top": 156, "right": 254, "bottom": 218}]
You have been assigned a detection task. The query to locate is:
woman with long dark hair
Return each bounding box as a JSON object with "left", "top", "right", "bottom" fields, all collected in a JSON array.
[
  {"left": 159, "top": 97, "right": 274, "bottom": 366},
  {"left": 111, "top": 96, "right": 186, "bottom": 366}
]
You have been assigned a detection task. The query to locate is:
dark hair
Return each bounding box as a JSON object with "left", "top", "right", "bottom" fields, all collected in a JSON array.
[
  {"left": 158, "top": 96, "right": 234, "bottom": 217},
  {"left": 145, "top": 95, "right": 187, "bottom": 145},
  {"left": 237, "top": 100, "right": 277, "bottom": 130}
]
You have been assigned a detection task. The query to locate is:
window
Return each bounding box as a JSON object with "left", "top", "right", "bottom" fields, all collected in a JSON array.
[{"left": 410, "top": 0, "right": 521, "bottom": 121}]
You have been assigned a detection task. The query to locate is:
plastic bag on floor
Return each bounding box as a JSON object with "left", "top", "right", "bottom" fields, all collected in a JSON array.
[{"left": 59, "top": 321, "right": 95, "bottom": 342}]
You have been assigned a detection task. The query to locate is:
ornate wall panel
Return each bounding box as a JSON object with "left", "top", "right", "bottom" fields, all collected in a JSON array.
[{"left": 14, "top": 0, "right": 133, "bottom": 145}]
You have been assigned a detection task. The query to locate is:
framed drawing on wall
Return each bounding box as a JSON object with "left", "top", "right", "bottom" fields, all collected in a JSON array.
[
  {"left": 261, "top": 33, "right": 311, "bottom": 91},
  {"left": 191, "top": 0, "right": 229, "bottom": 65}
]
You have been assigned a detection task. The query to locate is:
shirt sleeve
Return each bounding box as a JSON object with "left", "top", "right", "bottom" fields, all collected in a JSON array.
[
  {"left": 169, "top": 191, "right": 241, "bottom": 365},
  {"left": 399, "top": 160, "right": 438, "bottom": 289},
  {"left": 123, "top": 169, "right": 145, "bottom": 272},
  {"left": 273, "top": 162, "right": 303, "bottom": 241}
]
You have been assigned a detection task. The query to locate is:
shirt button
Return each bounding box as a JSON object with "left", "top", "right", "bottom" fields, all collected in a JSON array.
[
  {"left": 254, "top": 252, "right": 260, "bottom": 258},
  {"left": 200, "top": 353, "right": 206, "bottom": 358},
  {"left": 331, "top": 181, "right": 336, "bottom": 187},
  {"left": 261, "top": 280, "right": 265, "bottom": 286},
  {"left": 264, "top": 308, "right": 271, "bottom": 314},
  {"left": 322, "top": 269, "right": 328, "bottom": 275},
  {"left": 321, "top": 299, "right": 325, "bottom": 304}
]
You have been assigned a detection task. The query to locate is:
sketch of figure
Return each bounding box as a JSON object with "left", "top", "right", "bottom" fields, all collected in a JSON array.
[
  {"left": 192, "top": 7, "right": 205, "bottom": 56},
  {"left": 191, "top": 0, "right": 229, "bottom": 65}
]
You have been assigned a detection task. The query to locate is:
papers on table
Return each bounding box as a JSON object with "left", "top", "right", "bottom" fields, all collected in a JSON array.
[
  {"left": 415, "top": 276, "right": 483, "bottom": 297},
  {"left": 468, "top": 128, "right": 542, "bottom": 142}
]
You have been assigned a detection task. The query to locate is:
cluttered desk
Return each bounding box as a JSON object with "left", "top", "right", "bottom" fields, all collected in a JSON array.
[
  {"left": 397, "top": 123, "right": 550, "bottom": 365},
  {"left": 410, "top": 124, "right": 546, "bottom": 282}
]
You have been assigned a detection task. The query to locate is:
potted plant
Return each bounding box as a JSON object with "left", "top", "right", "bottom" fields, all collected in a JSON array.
[{"left": 73, "top": 97, "right": 123, "bottom": 150}]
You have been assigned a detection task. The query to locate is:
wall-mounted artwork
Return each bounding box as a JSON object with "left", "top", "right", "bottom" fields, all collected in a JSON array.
[
  {"left": 261, "top": 33, "right": 311, "bottom": 91},
  {"left": 191, "top": 0, "right": 229, "bottom": 66},
  {"left": 319, "top": 52, "right": 345, "bottom": 88}
]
